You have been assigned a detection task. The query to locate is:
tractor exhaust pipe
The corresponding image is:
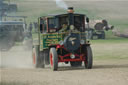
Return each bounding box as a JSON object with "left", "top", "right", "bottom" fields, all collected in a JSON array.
[
  {"left": 67, "top": 7, "right": 74, "bottom": 13},
  {"left": 68, "top": 7, "right": 74, "bottom": 26}
]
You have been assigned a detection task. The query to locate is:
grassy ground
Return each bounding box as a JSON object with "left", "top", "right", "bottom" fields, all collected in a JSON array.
[
  {"left": 7, "top": 0, "right": 127, "bottom": 41},
  {"left": 8, "top": 0, "right": 128, "bottom": 60},
  {"left": 9, "top": 0, "right": 128, "bottom": 30},
  {"left": 91, "top": 38, "right": 128, "bottom": 60}
]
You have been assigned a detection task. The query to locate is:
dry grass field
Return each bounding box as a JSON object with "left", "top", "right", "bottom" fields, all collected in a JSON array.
[
  {"left": 10, "top": 0, "right": 128, "bottom": 30},
  {"left": 1, "top": 41, "right": 128, "bottom": 85}
]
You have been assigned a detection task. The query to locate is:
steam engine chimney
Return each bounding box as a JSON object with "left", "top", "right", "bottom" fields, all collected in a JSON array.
[
  {"left": 67, "top": 7, "right": 74, "bottom": 13},
  {"left": 68, "top": 7, "right": 74, "bottom": 26}
]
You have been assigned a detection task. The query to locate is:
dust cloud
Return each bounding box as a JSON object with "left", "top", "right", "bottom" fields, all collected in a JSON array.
[
  {"left": 0, "top": 40, "right": 33, "bottom": 68},
  {"left": 0, "top": 18, "right": 33, "bottom": 68}
]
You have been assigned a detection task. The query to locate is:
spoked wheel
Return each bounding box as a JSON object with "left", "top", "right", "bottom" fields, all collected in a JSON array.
[
  {"left": 70, "top": 61, "right": 82, "bottom": 67},
  {"left": 49, "top": 48, "right": 58, "bottom": 71},
  {"left": 84, "top": 46, "right": 93, "bottom": 69}
]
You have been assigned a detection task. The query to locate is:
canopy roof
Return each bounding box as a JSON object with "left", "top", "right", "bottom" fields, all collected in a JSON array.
[{"left": 42, "top": 13, "right": 86, "bottom": 18}]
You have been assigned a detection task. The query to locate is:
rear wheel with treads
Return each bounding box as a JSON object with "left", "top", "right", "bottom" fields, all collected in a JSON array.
[
  {"left": 32, "top": 45, "right": 44, "bottom": 68},
  {"left": 49, "top": 48, "right": 58, "bottom": 71}
]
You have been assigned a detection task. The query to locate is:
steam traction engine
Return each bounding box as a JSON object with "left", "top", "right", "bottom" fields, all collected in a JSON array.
[{"left": 32, "top": 7, "right": 93, "bottom": 71}]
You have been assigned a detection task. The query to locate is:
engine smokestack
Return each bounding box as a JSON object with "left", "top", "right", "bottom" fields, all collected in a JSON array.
[
  {"left": 67, "top": 7, "right": 74, "bottom": 13},
  {"left": 68, "top": 7, "right": 74, "bottom": 26}
]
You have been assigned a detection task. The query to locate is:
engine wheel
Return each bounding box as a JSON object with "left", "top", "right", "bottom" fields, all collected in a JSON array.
[
  {"left": 84, "top": 46, "right": 93, "bottom": 69},
  {"left": 70, "top": 61, "right": 82, "bottom": 67},
  {"left": 32, "top": 45, "right": 44, "bottom": 68},
  {"left": 49, "top": 48, "right": 58, "bottom": 71}
]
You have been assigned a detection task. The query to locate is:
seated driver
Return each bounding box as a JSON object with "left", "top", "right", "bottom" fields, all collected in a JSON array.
[
  {"left": 70, "top": 25, "right": 79, "bottom": 32},
  {"left": 59, "top": 22, "right": 68, "bottom": 32}
]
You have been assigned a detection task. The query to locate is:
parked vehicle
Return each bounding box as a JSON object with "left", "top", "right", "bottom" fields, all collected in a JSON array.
[
  {"left": 0, "top": 16, "right": 27, "bottom": 51},
  {"left": 85, "top": 20, "right": 114, "bottom": 39}
]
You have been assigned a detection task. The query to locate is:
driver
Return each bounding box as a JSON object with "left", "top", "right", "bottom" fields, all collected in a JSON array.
[{"left": 59, "top": 22, "right": 68, "bottom": 32}]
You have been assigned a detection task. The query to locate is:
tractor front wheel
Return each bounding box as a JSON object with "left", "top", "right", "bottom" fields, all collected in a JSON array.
[
  {"left": 49, "top": 48, "right": 58, "bottom": 71},
  {"left": 84, "top": 46, "right": 93, "bottom": 69}
]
